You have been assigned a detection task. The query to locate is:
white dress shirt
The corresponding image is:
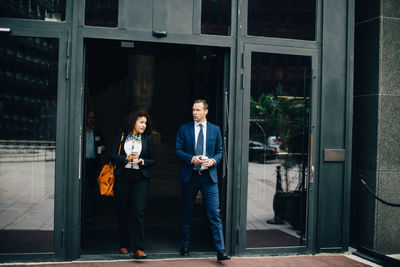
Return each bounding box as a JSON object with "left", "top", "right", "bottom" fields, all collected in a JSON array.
[
  {"left": 85, "top": 129, "right": 96, "bottom": 159},
  {"left": 193, "top": 121, "right": 212, "bottom": 170},
  {"left": 124, "top": 139, "right": 142, "bottom": 169}
]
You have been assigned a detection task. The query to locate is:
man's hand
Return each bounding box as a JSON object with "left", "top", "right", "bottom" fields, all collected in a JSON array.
[
  {"left": 192, "top": 155, "right": 205, "bottom": 165},
  {"left": 192, "top": 156, "right": 215, "bottom": 168},
  {"left": 202, "top": 159, "right": 215, "bottom": 168}
]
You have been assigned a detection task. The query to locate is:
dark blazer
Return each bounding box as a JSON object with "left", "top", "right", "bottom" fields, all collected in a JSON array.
[
  {"left": 175, "top": 121, "right": 223, "bottom": 184},
  {"left": 111, "top": 131, "right": 156, "bottom": 178}
]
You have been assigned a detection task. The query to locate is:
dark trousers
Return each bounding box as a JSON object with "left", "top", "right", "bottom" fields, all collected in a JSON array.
[
  {"left": 83, "top": 158, "right": 98, "bottom": 217},
  {"left": 180, "top": 171, "right": 225, "bottom": 251},
  {"left": 114, "top": 169, "right": 149, "bottom": 250}
]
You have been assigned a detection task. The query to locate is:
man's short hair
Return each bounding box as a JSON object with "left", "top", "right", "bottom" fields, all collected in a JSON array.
[{"left": 194, "top": 99, "right": 208, "bottom": 110}]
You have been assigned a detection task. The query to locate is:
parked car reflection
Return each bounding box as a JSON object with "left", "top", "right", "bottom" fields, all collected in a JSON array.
[
  {"left": 249, "top": 140, "right": 277, "bottom": 163},
  {"left": 269, "top": 136, "right": 289, "bottom": 159},
  {"left": 267, "top": 136, "right": 283, "bottom": 152}
]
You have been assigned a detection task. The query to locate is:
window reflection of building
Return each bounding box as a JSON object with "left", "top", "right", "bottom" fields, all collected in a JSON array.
[
  {"left": 0, "top": 36, "right": 58, "bottom": 141},
  {"left": 0, "top": 0, "right": 65, "bottom": 21},
  {"left": 248, "top": 0, "right": 316, "bottom": 40},
  {"left": 0, "top": 35, "right": 58, "bottom": 254}
]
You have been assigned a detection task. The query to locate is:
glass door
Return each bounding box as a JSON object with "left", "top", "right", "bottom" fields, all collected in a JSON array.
[
  {"left": 0, "top": 31, "right": 67, "bottom": 256},
  {"left": 240, "top": 45, "right": 318, "bottom": 252}
]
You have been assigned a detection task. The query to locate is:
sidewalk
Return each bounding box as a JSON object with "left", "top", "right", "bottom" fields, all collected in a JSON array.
[{"left": 1, "top": 254, "right": 381, "bottom": 267}]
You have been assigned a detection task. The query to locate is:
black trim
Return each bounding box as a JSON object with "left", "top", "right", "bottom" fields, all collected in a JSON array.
[{"left": 354, "top": 247, "right": 400, "bottom": 267}]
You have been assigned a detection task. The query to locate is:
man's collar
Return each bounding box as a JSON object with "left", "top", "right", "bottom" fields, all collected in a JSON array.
[{"left": 194, "top": 120, "right": 207, "bottom": 127}]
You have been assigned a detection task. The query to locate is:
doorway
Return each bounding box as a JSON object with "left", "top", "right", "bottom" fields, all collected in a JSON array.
[
  {"left": 239, "top": 44, "right": 318, "bottom": 253},
  {"left": 80, "top": 39, "right": 228, "bottom": 255}
]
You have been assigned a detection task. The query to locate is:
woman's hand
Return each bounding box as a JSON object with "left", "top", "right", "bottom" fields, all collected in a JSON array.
[
  {"left": 126, "top": 153, "right": 139, "bottom": 161},
  {"left": 131, "top": 158, "right": 143, "bottom": 165}
]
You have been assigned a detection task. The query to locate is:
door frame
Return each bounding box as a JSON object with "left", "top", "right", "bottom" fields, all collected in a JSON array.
[
  {"left": 0, "top": 27, "right": 69, "bottom": 261},
  {"left": 237, "top": 43, "right": 320, "bottom": 255},
  {"left": 74, "top": 37, "right": 233, "bottom": 258}
]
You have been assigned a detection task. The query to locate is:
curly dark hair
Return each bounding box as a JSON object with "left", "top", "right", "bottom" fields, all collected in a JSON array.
[{"left": 123, "top": 110, "right": 152, "bottom": 135}]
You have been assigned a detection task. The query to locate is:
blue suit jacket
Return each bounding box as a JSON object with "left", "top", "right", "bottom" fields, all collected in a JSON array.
[{"left": 175, "top": 121, "right": 223, "bottom": 184}]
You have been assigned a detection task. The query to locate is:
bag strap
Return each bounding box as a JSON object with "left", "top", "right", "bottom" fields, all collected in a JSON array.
[
  {"left": 118, "top": 132, "right": 124, "bottom": 156},
  {"left": 111, "top": 133, "right": 125, "bottom": 169}
]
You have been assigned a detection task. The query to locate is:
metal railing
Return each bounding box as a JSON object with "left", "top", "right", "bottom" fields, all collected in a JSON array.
[
  {"left": 359, "top": 175, "right": 400, "bottom": 207},
  {"left": 0, "top": 140, "right": 56, "bottom": 162}
]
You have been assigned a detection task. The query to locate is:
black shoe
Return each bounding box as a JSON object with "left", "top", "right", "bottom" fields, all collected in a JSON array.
[
  {"left": 180, "top": 245, "right": 190, "bottom": 256},
  {"left": 217, "top": 250, "right": 231, "bottom": 261}
]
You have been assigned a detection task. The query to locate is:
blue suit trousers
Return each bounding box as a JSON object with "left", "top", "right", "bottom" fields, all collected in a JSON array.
[{"left": 180, "top": 172, "right": 225, "bottom": 251}]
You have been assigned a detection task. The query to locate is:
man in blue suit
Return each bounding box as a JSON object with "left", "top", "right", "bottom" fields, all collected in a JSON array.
[{"left": 175, "top": 99, "right": 230, "bottom": 261}]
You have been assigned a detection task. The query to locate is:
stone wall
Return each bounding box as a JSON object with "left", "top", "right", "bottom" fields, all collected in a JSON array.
[{"left": 353, "top": 0, "right": 400, "bottom": 255}]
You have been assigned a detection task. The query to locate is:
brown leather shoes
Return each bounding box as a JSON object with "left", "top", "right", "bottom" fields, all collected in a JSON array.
[
  {"left": 134, "top": 249, "right": 147, "bottom": 259},
  {"left": 119, "top": 248, "right": 128, "bottom": 254}
]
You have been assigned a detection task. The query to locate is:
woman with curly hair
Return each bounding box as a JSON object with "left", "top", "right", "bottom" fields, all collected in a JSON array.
[{"left": 111, "top": 110, "right": 156, "bottom": 259}]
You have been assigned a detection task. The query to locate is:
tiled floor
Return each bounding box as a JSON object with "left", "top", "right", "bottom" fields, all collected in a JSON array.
[{"left": 0, "top": 161, "right": 54, "bottom": 231}]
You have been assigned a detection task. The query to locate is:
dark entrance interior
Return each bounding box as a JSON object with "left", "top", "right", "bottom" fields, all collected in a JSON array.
[{"left": 81, "top": 39, "right": 227, "bottom": 256}]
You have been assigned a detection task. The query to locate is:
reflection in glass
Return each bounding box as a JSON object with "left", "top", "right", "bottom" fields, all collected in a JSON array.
[
  {"left": 85, "top": 0, "right": 119, "bottom": 27},
  {"left": 0, "top": 0, "right": 66, "bottom": 21},
  {"left": 0, "top": 36, "right": 58, "bottom": 253},
  {"left": 248, "top": 0, "right": 316, "bottom": 40},
  {"left": 201, "top": 0, "right": 231, "bottom": 35},
  {"left": 246, "top": 52, "right": 311, "bottom": 248}
]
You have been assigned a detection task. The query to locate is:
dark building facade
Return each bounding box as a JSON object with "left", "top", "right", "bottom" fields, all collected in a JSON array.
[
  {"left": 351, "top": 0, "right": 400, "bottom": 263},
  {"left": 0, "top": 0, "right": 398, "bottom": 264}
]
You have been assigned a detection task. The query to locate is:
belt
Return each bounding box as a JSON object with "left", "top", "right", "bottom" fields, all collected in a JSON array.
[{"left": 192, "top": 169, "right": 209, "bottom": 176}]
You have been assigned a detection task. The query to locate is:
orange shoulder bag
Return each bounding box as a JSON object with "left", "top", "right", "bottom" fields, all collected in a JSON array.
[{"left": 97, "top": 133, "right": 124, "bottom": 196}]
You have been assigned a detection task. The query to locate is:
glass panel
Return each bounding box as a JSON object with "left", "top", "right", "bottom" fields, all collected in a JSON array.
[
  {"left": 85, "top": 0, "right": 119, "bottom": 27},
  {"left": 246, "top": 52, "right": 311, "bottom": 248},
  {"left": 201, "top": 0, "right": 231, "bottom": 35},
  {"left": 0, "top": 35, "right": 58, "bottom": 253},
  {"left": 0, "top": 0, "right": 66, "bottom": 21},
  {"left": 248, "top": 0, "right": 316, "bottom": 41}
]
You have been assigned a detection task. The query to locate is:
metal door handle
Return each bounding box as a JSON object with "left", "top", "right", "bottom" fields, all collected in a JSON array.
[
  {"left": 309, "top": 133, "right": 314, "bottom": 182},
  {"left": 0, "top": 28, "right": 11, "bottom": 33}
]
